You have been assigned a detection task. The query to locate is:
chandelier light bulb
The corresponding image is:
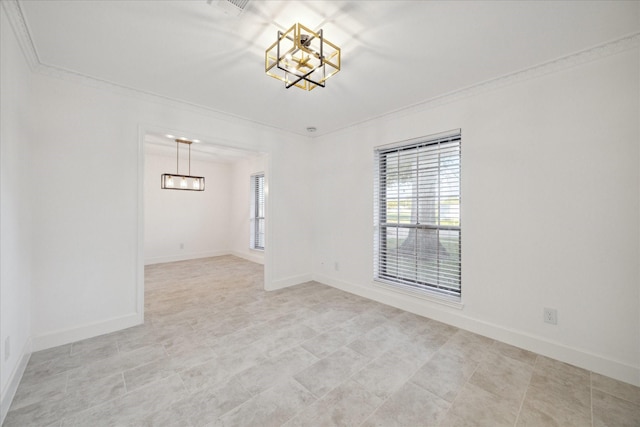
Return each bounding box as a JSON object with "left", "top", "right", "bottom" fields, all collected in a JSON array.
[
  {"left": 166, "top": 176, "right": 174, "bottom": 187},
  {"left": 181, "top": 177, "right": 187, "bottom": 188}
]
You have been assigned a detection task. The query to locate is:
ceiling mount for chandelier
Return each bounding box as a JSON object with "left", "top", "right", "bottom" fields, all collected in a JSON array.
[{"left": 265, "top": 23, "right": 341, "bottom": 91}]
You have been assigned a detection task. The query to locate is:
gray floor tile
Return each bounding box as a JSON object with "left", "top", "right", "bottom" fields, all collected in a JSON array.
[
  {"left": 592, "top": 388, "right": 640, "bottom": 427},
  {"left": 517, "top": 377, "right": 591, "bottom": 427},
  {"left": 351, "top": 350, "right": 418, "bottom": 400},
  {"left": 294, "top": 347, "right": 370, "bottom": 398},
  {"left": 347, "top": 322, "right": 412, "bottom": 359},
  {"left": 179, "top": 357, "right": 234, "bottom": 393},
  {"left": 61, "top": 374, "right": 188, "bottom": 426},
  {"left": 26, "top": 345, "right": 72, "bottom": 368},
  {"left": 9, "top": 371, "right": 67, "bottom": 411},
  {"left": 179, "top": 377, "right": 253, "bottom": 427},
  {"left": 217, "top": 379, "right": 316, "bottom": 427},
  {"left": 410, "top": 350, "right": 479, "bottom": 402},
  {"left": 362, "top": 381, "right": 450, "bottom": 427},
  {"left": 284, "top": 379, "right": 382, "bottom": 427},
  {"left": 592, "top": 372, "right": 640, "bottom": 406},
  {"left": 7, "top": 255, "right": 640, "bottom": 427},
  {"left": 235, "top": 345, "right": 318, "bottom": 395},
  {"left": 467, "top": 350, "right": 534, "bottom": 404},
  {"left": 299, "top": 325, "right": 361, "bottom": 359},
  {"left": 441, "top": 382, "right": 518, "bottom": 427}
]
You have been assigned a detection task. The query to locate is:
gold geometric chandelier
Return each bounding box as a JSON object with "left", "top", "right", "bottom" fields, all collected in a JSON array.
[
  {"left": 265, "top": 23, "right": 341, "bottom": 91},
  {"left": 161, "top": 138, "right": 205, "bottom": 191}
]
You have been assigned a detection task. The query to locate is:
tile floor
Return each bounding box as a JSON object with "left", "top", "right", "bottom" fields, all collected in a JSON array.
[{"left": 4, "top": 255, "right": 640, "bottom": 426}]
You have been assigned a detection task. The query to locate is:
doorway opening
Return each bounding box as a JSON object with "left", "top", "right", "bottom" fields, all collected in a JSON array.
[{"left": 137, "top": 129, "right": 270, "bottom": 322}]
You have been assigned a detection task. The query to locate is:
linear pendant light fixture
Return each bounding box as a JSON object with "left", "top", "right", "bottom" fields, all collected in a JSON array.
[
  {"left": 161, "top": 138, "right": 205, "bottom": 191},
  {"left": 265, "top": 23, "right": 341, "bottom": 91}
]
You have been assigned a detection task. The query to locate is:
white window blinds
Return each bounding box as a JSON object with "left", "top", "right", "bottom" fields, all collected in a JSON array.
[
  {"left": 250, "top": 173, "right": 265, "bottom": 250},
  {"left": 374, "top": 131, "right": 461, "bottom": 297}
]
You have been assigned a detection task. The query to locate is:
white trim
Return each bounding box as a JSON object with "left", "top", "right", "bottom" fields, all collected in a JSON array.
[
  {"left": 319, "top": 32, "right": 640, "bottom": 138},
  {"left": 372, "top": 279, "right": 464, "bottom": 310},
  {"left": 231, "top": 250, "right": 265, "bottom": 265},
  {"left": 265, "top": 273, "right": 313, "bottom": 291},
  {"left": 144, "top": 250, "right": 231, "bottom": 266},
  {"left": 375, "top": 128, "right": 462, "bottom": 151},
  {"left": 0, "top": 338, "right": 32, "bottom": 425},
  {"left": 314, "top": 273, "right": 640, "bottom": 387},
  {"left": 136, "top": 125, "right": 146, "bottom": 332},
  {"left": 1, "top": 0, "right": 39, "bottom": 70},
  {"left": 263, "top": 158, "right": 273, "bottom": 290},
  {"left": 31, "top": 313, "right": 141, "bottom": 352},
  {"left": 1, "top": 0, "right": 307, "bottom": 138}
]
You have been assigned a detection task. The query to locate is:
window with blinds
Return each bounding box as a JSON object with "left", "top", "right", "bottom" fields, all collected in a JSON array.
[
  {"left": 250, "top": 173, "right": 265, "bottom": 250},
  {"left": 374, "top": 131, "right": 461, "bottom": 297}
]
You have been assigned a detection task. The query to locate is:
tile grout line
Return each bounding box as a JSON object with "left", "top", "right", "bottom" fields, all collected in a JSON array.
[
  {"left": 280, "top": 321, "right": 429, "bottom": 425},
  {"left": 275, "top": 315, "right": 400, "bottom": 425},
  {"left": 434, "top": 343, "right": 489, "bottom": 426},
  {"left": 590, "top": 372, "right": 594, "bottom": 427},
  {"left": 357, "top": 338, "right": 449, "bottom": 427},
  {"left": 513, "top": 354, "right": 538, "bottom": 426},
  {"left": 590, "top": 376, "right": 640, "bottom": 406}
]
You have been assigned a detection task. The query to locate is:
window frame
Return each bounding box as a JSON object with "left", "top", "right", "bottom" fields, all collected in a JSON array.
[
  {"left": 373, "top": 130, "right": 461, "bottom": 300},
  {"left": 250, "top": 173, "right": 265, "bottom": 251}
]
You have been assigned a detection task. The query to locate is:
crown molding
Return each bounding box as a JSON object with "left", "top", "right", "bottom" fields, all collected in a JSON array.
[
  {"left": 4, "top": 0, "right": 639, "bottom": 139},
  {"left": 1, "top": 0, "right": 304, "bottom": 139},
  {"left": 325, "top": 31, "right": 640, "bottom": 138},
  {"left": 2, "top": 0, "right": 39, "bottom": 70}
]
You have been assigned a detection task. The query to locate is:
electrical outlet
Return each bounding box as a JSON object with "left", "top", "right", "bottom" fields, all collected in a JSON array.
[
  {"left": 544, "top": 308, "right": 558, "bottom": 325},
  {"left": 180, "top": 243, "right": 184, "bottom": 249},
  {"left": 334, "top": 262, "right": 340, "bottom": 271},
  {"left": 4, "top": 336, "right": 10, "bottom": 361}
]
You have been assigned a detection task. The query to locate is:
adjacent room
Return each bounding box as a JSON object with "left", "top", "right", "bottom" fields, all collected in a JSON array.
[{"left": 1, "top": 0, "right": 639, "bottom": 425}]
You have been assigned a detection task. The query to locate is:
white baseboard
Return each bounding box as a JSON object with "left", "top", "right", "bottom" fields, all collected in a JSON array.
[
  {"left": 314, "top": 273, "right": 640, "bottom": 387},
  {"left": 1, "top": 338, "right": 32, "bottom": 425},
  {"left": 32, "top": 312, "right": 142, "bottom": 352},
  {"left": 266, "top": 273, "right": 313, "bottom": 291},
  {"left": 230, "top": 250, "right": 265, "bottom": 265},
  {"left": 144, "top": 250, "right": 230, "bottom": 265}
]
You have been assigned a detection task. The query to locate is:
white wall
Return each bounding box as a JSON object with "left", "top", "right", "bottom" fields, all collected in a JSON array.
[
  {"left": 144, "top": 147, "right": 232, "bottom": 265},
  {"left": 17, "top": 58, "right": 312, "bottom": 351},
  {"left": 312, "top": 48, "right": 640, "bottom": 386},
  {"left": 0, "top": 6, "right": 33, "bottom": 421},
  {"left": 3, "top": 4, "right": 637, "bottom": 418},
  {"left": 229, "top": 155, "right": 267, "bottom": 264}
]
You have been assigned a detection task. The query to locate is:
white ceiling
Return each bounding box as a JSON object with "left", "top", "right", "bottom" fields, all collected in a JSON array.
[
  {"left": 16, "top": 0, "right": 640, "bottom": 138},
  {"left": 144, "top": 131, "right": 260, "bottom": 163}
]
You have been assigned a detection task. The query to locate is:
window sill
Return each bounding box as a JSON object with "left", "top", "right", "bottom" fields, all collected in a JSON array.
[{"left": 372, "top": 278, "right": 464, "bottom": 310}]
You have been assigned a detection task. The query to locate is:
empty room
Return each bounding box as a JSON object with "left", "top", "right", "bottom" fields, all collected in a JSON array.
[{"left": 1, "top": 0, "right": 639, "bottom": 426}]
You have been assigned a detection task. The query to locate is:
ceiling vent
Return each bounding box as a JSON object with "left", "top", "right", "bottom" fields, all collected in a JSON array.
[{"left": 207, "top": 0, "right": 250, "bottom": 16}]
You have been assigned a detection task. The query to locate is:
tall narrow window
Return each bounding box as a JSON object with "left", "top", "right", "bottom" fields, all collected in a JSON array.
[
  {"left": 374, "top": 131, "right": 461, "bottom": 298},
  {"left": 250, "top": 173, "right": 265, "bottom": 250}
]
